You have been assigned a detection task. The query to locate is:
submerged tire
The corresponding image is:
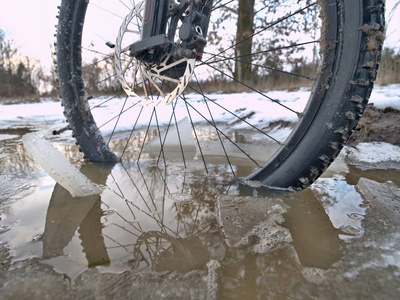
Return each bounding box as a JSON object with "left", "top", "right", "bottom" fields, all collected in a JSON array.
[
  {"left": 56, "top": 0, "right": 117, "bottom": 162},
  {"left": 56, "top": 0, "right": 384, "bottom": 190},
  {"left": 246, "top": 0, "right": 385, "bottom": 189}
]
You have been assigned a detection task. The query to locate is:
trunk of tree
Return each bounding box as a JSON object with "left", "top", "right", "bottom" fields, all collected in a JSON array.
[{"left": 234, "top": 0, "right": 255, "bottom": 84}]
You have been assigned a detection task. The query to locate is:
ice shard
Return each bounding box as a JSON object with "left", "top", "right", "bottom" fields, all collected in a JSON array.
[{"left": 22, "top": 132, "right": 103, "bottom": 197}]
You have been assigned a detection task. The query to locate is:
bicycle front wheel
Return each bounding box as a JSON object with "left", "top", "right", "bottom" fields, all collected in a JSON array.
[{"left": 56, "top": 0, "right": 384, "bottom": 190}]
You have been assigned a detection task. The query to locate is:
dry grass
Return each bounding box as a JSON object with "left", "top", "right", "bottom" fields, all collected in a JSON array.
[
  {"left": 376, "top": 69, "right": 400, "bottom": 86},
  {"left": 195, "top": 75, "right": 314, "bottom": 94}
]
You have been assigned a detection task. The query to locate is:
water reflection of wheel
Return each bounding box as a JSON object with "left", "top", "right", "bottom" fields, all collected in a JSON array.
[
  {"left": 56, "top": 0, "right": 384, "bottom": 190},
  {"left": 42, "top": 160, "right": 220, "bottom": 272},
  {"left": 133, "top": 231, "right": 210, "bottom": 272},
  {"left": 39, "top": 159, "right": 348, "bottom": 298}
]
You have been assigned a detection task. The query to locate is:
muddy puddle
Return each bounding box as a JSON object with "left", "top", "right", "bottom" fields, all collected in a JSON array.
[{"left": 1, "top": 129, "right": 400, "bottom": 299}]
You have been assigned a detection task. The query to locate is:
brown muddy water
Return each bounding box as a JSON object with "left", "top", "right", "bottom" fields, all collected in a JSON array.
[{"left": 0, "top": 128, "right": 400, "bottom": 299}]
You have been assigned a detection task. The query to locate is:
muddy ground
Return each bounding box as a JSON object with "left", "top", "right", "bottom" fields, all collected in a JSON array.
[
  {"left": 0, "top": 102, "right": 400, "bottom": 299},
  {"left": 349, "top": 104, "right": 400, "bottom": 146}
]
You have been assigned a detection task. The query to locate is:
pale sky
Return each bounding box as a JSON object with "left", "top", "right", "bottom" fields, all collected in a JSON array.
[
  {"left": 0, "top": 0, "right": 398, "bottom": 71},
  {"left": 0, "top": 0, "right": 58, "bottom": 69}
]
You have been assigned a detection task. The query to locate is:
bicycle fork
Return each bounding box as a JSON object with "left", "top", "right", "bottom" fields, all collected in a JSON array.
[{"left": 129, "top": 0, "right": 214, "bottom": 66}]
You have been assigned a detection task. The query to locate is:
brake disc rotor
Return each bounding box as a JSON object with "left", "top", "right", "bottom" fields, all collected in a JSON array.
[{"left": 114, "top": 1, "right": 196, "bottom": 107}]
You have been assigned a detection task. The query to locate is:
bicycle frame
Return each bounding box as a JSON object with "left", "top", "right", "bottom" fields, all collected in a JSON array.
[{"left": 129, "top": 0, "right": 214, "bottom": 63}]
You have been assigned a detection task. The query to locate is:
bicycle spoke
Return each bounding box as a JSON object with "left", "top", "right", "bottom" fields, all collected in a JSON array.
[
  {"left": 235, "top": 40, "right": 319, "bottom": 59},
  {"left": 137, "top": 108, "right": 155, "bottom": 163},
  {"left": 201, "top": 60, "right": 300, "bottom": 116},
  {"left": 107, "top": 96, "right": 129, "bottom": 145},
  {"left": 193, "top": 73, "right": 236, "bottom": 176},
  {"left": 183, "top": 93, "right": 209, "bottom": 173},
  {"left": 172, "top": 102, "right": 188, "bottom": 168},
  {"left": 204, "top": 2, "right": 318, "bottom": 65},
  {"left": 97, "top": 102, "right": 138, "bottom": 130},
  {"left": 119, "top": 0, "right": 133, "bottom": 11},
  {"left": 103, "top": 233, "right": 131, "bottom": 251},
  {"left": 118, "top": 163, "right": 155, "bottom": 209},
  {"left": 154, "top": 108, "right": 167, "bottom": 169},
  {"left": 117, "top": 163, "right": 178, "bottom": 229},
  {"left": 156, "top": 99, "right": 187, "bottom": 167},
  {"left": 212, "top": 0, "right": 235, "bottom": 11},
  {"left": 186, "top": 84, "right": 283, "bottom": 145},
  {"left": 89, "top": 1, "right": 125, "bottom": 20},
  {"left": 211, "top": 0, "right": 224, "bottom": 9},
  {"left": 86, "top": 73, "right": 118, "bottom": 91},
  {"left": 89, "top": 93, "right": 124, "bottom": 111},
  {"left": 200, "top": 51, "right": 314, "bottom": 81},
  {"left": 136, "top": 165, "right": 160, "bottom": 211},
  {"left": 180, "top": 96, "right": 261, "bottom": 168},
  {"left": 81, "top": 52, "right": 114, "bottom": 69},
  {"left": 120, "top": 106, "right": 144, "bottom": 158}
]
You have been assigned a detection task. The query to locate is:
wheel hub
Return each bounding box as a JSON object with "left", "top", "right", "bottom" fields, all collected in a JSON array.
[{"left": 114, "top": 1, "right": 196, "bottom": 107}]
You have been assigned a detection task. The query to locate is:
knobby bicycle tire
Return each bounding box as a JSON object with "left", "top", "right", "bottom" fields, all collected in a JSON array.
[{"left": 55, "top": 0, "right": 384, "bottom": 190}]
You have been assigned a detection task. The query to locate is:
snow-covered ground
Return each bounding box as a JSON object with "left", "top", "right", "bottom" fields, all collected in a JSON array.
[
  {"left": 0, "top": 84, "right": 396, "bottom": 131},
  {"left": 84, "top": 88, "right": 310, "bottom": 136},
  {"left": 346, "top": 142, "right": 400, "bottom": 170},
  {"left": 1, "top": 85, "right": 398, "bottom": 130},
  {"left": 0, "top": 84, "right": 399, "bottom": 149},
  {"left": 369, "top": 84, "right": 400, "bottom": 110}
]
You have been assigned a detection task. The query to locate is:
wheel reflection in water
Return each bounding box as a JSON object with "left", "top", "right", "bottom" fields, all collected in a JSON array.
[{"left": 41, "top": 158, "right": 344, "bottom": 298}]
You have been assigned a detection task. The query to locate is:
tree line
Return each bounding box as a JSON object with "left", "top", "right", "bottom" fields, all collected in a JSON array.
[
  {"left": 376, "top": 47, "right": 400, "bottom": 85},
  {"left": 1, "top": 0, "right": 399, "bottom": 103},
  {"left": 0, "top": 29, "right": 58, "bottom": 103}
]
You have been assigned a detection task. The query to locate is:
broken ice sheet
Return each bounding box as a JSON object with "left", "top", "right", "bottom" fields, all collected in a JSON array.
[
  {"left": 311, "top": 177, "right": 366, "bottom": 240},
  {"left": 22, "top": 132, "right": 103, "bottom": 197},
  {"left": 216, "top": 195, "right": 292, "bottom": 253}
]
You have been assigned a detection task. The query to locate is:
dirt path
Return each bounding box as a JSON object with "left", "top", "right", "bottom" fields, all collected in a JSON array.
[{"left": 349, "top": 104, "right": 400, "bottom": 146}]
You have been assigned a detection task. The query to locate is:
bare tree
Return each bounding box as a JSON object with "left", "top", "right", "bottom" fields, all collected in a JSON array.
[
  {"left": 0, "top": 29, "right": 17, "bottom": 73},
  {"left": 234, "top": 0, "right": 255, "bottom": 83},
  {"left": 208, "top": 0, "right": 319, "bottom": 85},
  {"left": 0, "top": 29, "right": 38, "bottom": 101}
]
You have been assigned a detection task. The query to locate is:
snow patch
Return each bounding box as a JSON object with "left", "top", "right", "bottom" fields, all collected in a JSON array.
[
  {"left": 0, "top": 134, "right": 19, "bottom": 141},
  {"left": 370, "top": 84, "right": 400, "bottom": 111},
  {"left": 2, "top": 85, "right": 398, "bottom": 136},
  {"left": 347, "top": 142, "right": 400, "bottom": 170}
]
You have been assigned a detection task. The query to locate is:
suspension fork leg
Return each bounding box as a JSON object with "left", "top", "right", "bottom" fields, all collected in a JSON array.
[
  {"left": 129, "top": 0, "right": 171, "bottom": 63},
  {"left": 141, "top": 0, "right": 169, "bottom": 39},
  {"left": 130, "top": 0, "right": 214, "bottom": 63},
  {"left": 195, "top": 0, "right": 214, "bottom": 59}
]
